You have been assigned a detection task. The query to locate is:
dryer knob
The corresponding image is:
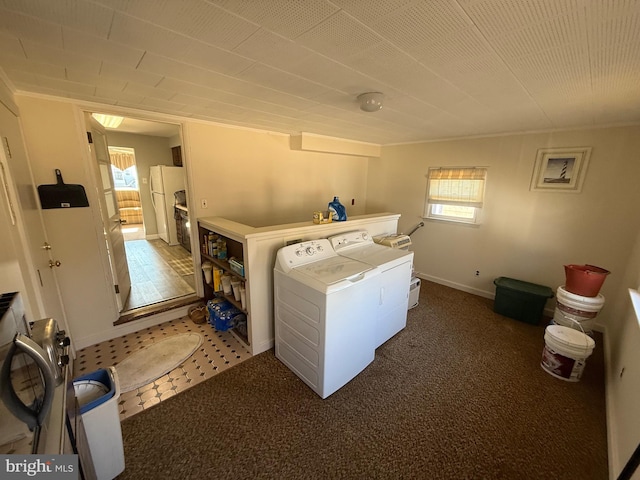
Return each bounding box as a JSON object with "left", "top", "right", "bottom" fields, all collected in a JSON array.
[
  {"left": 362, "top": 233, "right": 369, "bottom": 240},
  {"left": 306, "top": 246, "right": 315, "bottom": 256},
  {"left": 317, "top": 245, "right": 323, "bottom": 252}
]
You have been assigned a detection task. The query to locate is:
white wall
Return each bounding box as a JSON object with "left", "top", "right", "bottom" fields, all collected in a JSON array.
[
  {"left": 185, "top": 122, "right": 369, "bottom": 227},
  {"left": 17, "top": 96, "right": 119, "bottom": 345},
  {"left": 13, "top": 95, "right": 373, "bottom": 348},
  {"left": 368, "top": 127, "right": 640, "bottom": 304},
  {"left": 0, "top": 84, "right": 29, "bottom": 311},
  {"left": 366, "top": 125, "right": 640, "bottom": 479},
  {"left": 106, "top": 131, "right": 176, "bottom": 235},
  {"left": 604, "top": 227, "right": 640, "bottom": 478}
]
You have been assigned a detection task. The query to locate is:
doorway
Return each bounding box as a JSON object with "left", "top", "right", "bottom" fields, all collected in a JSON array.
[{"left": 92, "top": 113, "right": 196, "bottom": 314}]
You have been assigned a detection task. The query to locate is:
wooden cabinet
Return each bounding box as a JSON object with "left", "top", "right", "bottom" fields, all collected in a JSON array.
[{"left": 171, "top": 145, "right": 182, "bottom": 166}]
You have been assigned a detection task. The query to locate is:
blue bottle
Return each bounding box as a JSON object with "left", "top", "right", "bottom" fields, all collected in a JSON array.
[{"left": 328, "top": 196, "right": 347, "bottom": 221}]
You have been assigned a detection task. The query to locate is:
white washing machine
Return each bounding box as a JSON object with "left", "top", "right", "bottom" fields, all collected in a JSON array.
[
  {"left": 329, "top": 230, "right": 414, "bottom": 348},
  {"left": 274, "top": 239, "right": 381, "bottom": 399}
]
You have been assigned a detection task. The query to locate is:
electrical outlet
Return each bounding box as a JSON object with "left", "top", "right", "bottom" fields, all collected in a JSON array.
[
  {"left": 475, "top": 270, "right": 480, "bottom": 276},
  {"left": 200, "top": 198, "right": 208, "bottom": 209}
]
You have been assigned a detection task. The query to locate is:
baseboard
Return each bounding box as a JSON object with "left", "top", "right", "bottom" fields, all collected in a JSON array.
[
  {"left": 416, "top": 273, "right": 494, "bottom": 299},
  {"left": 145, "top": 233, "right": 160, "bottom": 240},
  {"left": 415, "top": 272, "right": 558, "bottom": 317}
]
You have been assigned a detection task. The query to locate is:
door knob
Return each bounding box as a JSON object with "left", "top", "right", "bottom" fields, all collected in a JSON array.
[{"left": 48, "top": 260, "right": 61, "bottom": 268}]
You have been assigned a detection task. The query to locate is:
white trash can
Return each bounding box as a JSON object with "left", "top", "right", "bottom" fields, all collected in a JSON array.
[{"left": 73, "top": 366, "right": 125, "bottom": 480}]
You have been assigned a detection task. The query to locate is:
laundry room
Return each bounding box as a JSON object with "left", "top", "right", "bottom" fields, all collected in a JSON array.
[{"left": 1, "top": 1, "right": 640, "bottom": 479}]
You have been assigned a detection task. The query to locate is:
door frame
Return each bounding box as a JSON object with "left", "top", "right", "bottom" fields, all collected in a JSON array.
[{"left": 71, "top": 106, "right": 201, "bottom": 313}]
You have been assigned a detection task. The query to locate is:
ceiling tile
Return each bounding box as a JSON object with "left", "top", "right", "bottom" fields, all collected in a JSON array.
[
  {"left": 0, "top": 0, "right": 113, "bottom": 37},
  {"left": 62, "top": 28, "right": 145, "bottom": 69},
  {"left": 109, "top": 12, "right": 253, "bottom": 75},
  {"left": 100, "top": 61, "right": 162, "bottom": 87},
  {"left": 209, "top": 0, "right": 339, "bottom": 39},
  {"left": 65, "top": 69, "right": 127, "bottom": 91},
  {"left": 370, "top": 0, "right": 470, "bottom": 54},
  {"left": 461, "top": 0, "right": 583, "bottom": 38},
  {"left": 103, "top": 0, "right": 259, "bottom": 49},
  {"left": 296, "top": 11, "right": 384, "bottom": 60},
  {"left": 235, "top": 63, "right": 333, "bottom": 99},
  {"left": 0, "top": 31, "right": 25, "bottom": 57},
  {"left": 137, "top": 53, "right": 239, "bottom": 91},
  {"left": 95, "top": 85, "right": 145, "bottom": 104},
  {"left": 0, "top": 6, "right": 63, "bottom": 48},
  {"left": 29, "top": 75, "right": 96, "bottom": 96},
  {"left": 0, "top": 51, "right": 66, "bottom": 80},
  {"left": 330, "top": 0, "right": 415, "bottom": 26},
  {"left": 232, "top": 29, "right": 311, "bottom": 71},
  {"left": 122, "top": 82, "right": 175, "bottom": 101},
  {"left": 490, "top": 10, "right": 588, "bottom": 60},
  {"left": 21, "top": 39, "right": 101, "bottom": 74}
]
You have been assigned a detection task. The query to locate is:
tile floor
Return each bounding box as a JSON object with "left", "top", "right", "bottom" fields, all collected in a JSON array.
[
  {"left": 123, "top": 234, "right": 196, "bottom": 311},
  {"left": 75, "top": 315, "right": 251, "bottom": 421}
]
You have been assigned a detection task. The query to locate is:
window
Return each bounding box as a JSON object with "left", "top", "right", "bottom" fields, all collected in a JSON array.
[
  {"left": 109, "top": 147, "right": 138, "bottom": 190},
  {"left": 424, "top": 167, "right": 487, "bottom": 225}
]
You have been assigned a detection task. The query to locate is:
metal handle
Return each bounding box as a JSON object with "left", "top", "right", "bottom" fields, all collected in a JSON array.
[
  {"left": 49, "top": 260, "right": 61, "bottom": 268},
  {"left": 42, "top": 242, "right": 52, "bottom": 250},
  {"left": 0, "top": 333, "right": 56, "bottom": 429}
]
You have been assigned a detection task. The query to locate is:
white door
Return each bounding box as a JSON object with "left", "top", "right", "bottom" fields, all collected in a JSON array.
[
  {"left": 85, "top": 114, "right": 131, "bottom": 311},
  {"left": 0, "top": 103, "right": 70, "bottom": 340}
]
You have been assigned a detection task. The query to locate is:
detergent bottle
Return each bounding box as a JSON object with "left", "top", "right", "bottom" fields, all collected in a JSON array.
[{"left": 328, "top": 196, "right": 347, "bottom": 221}]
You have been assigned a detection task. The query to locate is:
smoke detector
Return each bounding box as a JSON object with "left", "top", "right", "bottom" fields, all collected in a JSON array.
[{"left": 358, "top": 92, "right": 384, "bottom": 112}]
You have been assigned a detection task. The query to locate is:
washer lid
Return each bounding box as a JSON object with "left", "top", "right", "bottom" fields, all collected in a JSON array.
[
  {"left": 336, "top": 243, "right": 413, "bottom": 269},
  {"left": 293, "top": 256, "right": 375, "bottom": 285}
]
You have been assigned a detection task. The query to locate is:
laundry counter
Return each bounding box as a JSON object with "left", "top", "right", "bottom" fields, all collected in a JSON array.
[{"left": 197, "top": 213, "right": 401, "bottom": 355}]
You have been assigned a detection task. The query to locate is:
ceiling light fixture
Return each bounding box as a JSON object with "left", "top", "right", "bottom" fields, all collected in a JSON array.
[
  {"left": 358, "top": 92, "right": 384, "bottom": 112},
  {"left": 92, "top": 113, "right": 124, "bottom": 129}
]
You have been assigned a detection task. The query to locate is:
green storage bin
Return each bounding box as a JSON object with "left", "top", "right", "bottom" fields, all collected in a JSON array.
[{"left": 493, "top": 277, "right": 554, "bottom": 325}]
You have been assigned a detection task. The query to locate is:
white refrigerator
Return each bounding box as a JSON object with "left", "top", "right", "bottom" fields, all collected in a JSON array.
[{"left": 150, "top": 165, "right": 185, "bottom": 245}]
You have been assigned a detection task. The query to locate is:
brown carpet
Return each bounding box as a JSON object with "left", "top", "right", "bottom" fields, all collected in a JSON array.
[{"left": 118, "top": 281, "right": 608, "bottom": 480}]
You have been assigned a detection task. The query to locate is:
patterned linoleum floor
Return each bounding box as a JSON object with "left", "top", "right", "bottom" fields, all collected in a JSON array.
[{"left": 75, "top": 316, "right": 251, "bottom": 421}]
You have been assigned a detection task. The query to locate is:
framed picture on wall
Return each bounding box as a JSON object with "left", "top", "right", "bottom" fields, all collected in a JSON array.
[{"left": 530, "top": 147, "right": 592, "bottom": 193}]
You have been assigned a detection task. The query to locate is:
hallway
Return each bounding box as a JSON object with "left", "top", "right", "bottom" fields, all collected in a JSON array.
[{"left": 123, "top": 232, "right": 195, "bottom": 311}]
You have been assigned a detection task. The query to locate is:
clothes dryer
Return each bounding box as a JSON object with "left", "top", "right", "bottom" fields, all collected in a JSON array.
[
  {"left": 329, "top": 230, "right": 414, "bottom": 348},
  {"left": 274, "top": 239, "right": 381, "bottom": 399}
]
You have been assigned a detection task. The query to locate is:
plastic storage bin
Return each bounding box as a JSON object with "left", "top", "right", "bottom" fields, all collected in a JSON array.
[
  {"left": 73, "top": 367, "right": 125, "bottom": 480},
  {"left": 493, "top": 277, "right": 554, "bottom": 325}
]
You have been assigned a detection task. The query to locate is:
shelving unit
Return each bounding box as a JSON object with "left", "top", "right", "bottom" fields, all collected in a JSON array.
[
  {"left": 198, "top": 224, "right": 248, "bottom": 345},
  {"left": 197, "top": 213, "right": 401, "bottom": 356}
]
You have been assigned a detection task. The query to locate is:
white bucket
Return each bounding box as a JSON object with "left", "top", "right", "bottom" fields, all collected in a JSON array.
[
  {"left": 550, "top": 313, "right": 596, "bottom": 337},
  {"left": 541, "top": 325, "right": 595, "bottom": 382},
  {"left": 556, "top": 286, "right": 605, "bottom": 319}
]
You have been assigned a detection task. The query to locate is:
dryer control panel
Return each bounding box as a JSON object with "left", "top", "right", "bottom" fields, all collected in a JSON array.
[{"left": 329, "top": 230, "right": 374, "bottom": 252}]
